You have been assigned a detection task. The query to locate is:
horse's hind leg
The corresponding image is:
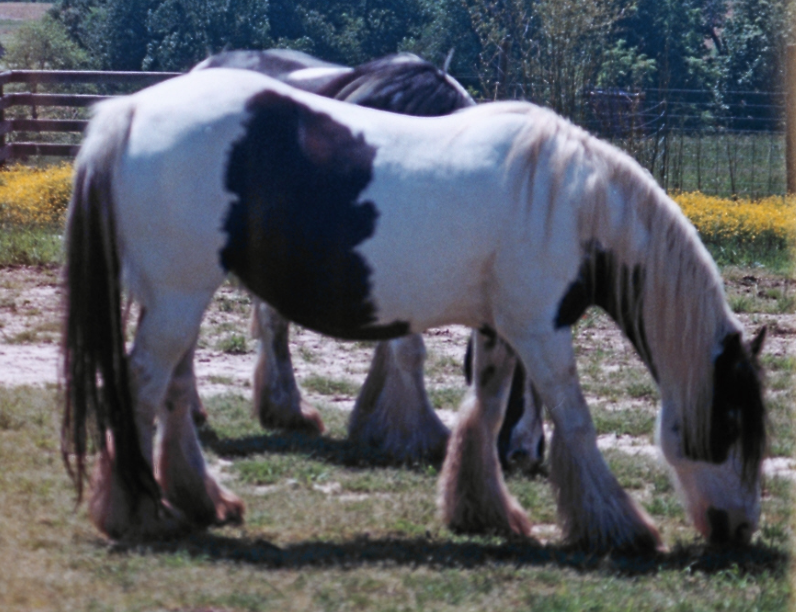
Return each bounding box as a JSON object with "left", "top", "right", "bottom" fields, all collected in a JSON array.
[
  {"left": 88, "top": 290, "right": 214, "bottom": 539},
  {"left": 156, "top": 344, "right": 245, "bottom": 527},
  {"left": 348, "top": 334, "right": 450, "bottom": 462},
  {"left": 438, "top": 330, "right": 531, "bottom": 536},
  {"left": 250, "top": 299, "right": 324, "bottom": 434}
]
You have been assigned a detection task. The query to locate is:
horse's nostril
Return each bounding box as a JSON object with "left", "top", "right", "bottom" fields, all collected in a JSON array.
[
  {"left": 707, "top": 507, "right": 731, "bottom": 544},
  {"left": 536, "top": 436, "right": 545, "bottom": 461},
  {"left": 508, "top": 449, "right": 530, "bottom": 463},
  {"left": 735, "top": 522, "right": 752, "bottom": 544}
]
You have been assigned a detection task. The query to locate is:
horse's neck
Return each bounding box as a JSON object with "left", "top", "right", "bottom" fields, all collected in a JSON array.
[{"left": 580, "top": 162, "right": 730, "bottom": 393}]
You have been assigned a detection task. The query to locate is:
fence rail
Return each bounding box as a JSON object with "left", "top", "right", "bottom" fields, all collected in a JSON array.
[{"left": 0, "top": 70, "right": 180, "bottom": 164}]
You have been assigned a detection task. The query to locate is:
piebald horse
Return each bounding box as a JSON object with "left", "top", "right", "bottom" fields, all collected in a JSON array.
[
  {"left": 192, "top": 50, "right": 545, "bottom": 468},
  {"left": 62, "top": 68, "right": 765, "bottom": 551}
]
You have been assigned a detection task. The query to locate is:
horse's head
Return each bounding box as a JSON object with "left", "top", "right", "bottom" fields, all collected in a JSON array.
[{"left": 657, "top": 327, "right": 766, "bottom": 545}]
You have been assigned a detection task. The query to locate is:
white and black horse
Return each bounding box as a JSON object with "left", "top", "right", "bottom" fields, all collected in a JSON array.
[
  {"left": 193, "top": 49, "right": 545, "bottom": 469},
  {"left": 62, "top": 68, "right": 766, "bottom": 552}
]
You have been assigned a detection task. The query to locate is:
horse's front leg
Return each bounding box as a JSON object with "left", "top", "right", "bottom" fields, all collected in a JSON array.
[
  {"left": 348, "top": 334, "right": 450, "bottom": 462},
  {"left": 156, "top": 345, "right": 245, "bottom": 527},
  {"left": 515, "top": 330, "right": 662, "bottom": 553},
  {"left": 250, "top": 299, "right": 324, "bottom": 434},
  {"left": 438, "top": 330, "right": 531, "bottom": 536}
]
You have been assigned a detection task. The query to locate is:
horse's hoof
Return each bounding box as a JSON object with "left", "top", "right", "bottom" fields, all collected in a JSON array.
[
  {"left": 256, "top": 399, "right": 325, "bottom": 435},
  {"left": 96, "top": 497, "right": 193, "bottom": 542},
  {"left": 298, "top": 400, "right": 326, "bottom": 435},
  {"left": 212, "top": 488, "right": 246, "bottom": 527}
]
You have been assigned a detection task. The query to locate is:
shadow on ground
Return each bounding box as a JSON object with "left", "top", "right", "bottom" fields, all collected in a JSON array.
[
  {"left": 198, "top": 424, "right": 446, "bottom": 469},
  {"left": 112, "top": 532, "right": 787, "bottom": 577},
  {"left": 189, "top": 427, "right": 786, "bottom": 576}
]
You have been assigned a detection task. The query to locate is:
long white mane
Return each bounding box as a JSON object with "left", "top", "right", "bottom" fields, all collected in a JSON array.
[{"left": 506, "top": 103, "right": 738, "bottom": 457}]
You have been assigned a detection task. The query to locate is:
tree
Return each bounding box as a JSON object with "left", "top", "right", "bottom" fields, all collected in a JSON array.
[
  {"left": 4, "top": 15, "right": 90, "bottom": 70},
  {"left": 720, "top": 0, "right": 790, "bottom": 93},
  {"left": 267, "top": 0, "right": 424, "bottom": 66},
  {"left": 717, "top": 0, "right": 793, "bottom": 129},
  {"left": 462, "top": 0, "right": 625, "bottom": 119},
  {"left": 618, "top": 0, "right": 722, "bottom": 92},
  {"left": 143, "top": 0, "right": 270, "bottom": 71}
]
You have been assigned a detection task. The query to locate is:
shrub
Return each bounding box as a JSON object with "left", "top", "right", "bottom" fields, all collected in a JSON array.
[
  {"left": 0, "top": 163, "right": 73, "bottom": 229},
  {"left": 673, "top": 192, "right": 795, "bottom": 266}
]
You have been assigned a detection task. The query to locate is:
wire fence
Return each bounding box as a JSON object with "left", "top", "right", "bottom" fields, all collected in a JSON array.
[
  {"left": 0, "top": 70, "right": 788, "bottom": 199},
  {"left": 580, "top": 88, "right": 786, "bottom": 198}
]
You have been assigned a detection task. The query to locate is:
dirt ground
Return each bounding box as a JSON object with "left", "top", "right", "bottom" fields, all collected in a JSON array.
[{"left": 0, "top": 265, "right": 794, "bottom": 478}]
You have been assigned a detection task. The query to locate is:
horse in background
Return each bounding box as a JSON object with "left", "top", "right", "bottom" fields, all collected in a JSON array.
[
  {"left": 62, "top": 68, "right": 766, "bottom": 551},
  {"left": 193, "top": 50, "right": 545, "bottom": 470}
]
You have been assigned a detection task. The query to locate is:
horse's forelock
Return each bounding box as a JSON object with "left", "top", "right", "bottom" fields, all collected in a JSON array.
[{"left": 709, "top": 332, "right": 766, "bottom": 483}]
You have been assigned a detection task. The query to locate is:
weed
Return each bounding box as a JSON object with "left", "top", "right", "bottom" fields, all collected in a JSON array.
[
  {"left": 302, "top": 374, "right": 359, "bottom": 397},
  {"left": 428, "top": 386, "right": 466, "bottom": 410},
  {"left": 216, "top": 332, "right": 249, "bottom": 354}
]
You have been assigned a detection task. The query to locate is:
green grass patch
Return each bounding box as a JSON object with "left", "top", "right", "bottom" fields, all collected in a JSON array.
[
  {"left": 0, "top": 226, "right": 62, "bottom": 266},
  {"left": 216, "top": 332, "right": 250, "bottom": 354},
  {"left": 592, "top": 405, "right": 656, "bottom": 438},
  {"left": 428, "top": 386, "right": 467, "bottom": 410},
  {"left": 302, "top": 374, "right": 359, "bottom": 397}
]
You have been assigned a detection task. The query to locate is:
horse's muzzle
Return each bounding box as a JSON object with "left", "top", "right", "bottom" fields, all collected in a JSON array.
[{"left": 707, "top": 507, "right": 752, "bottom": 545}]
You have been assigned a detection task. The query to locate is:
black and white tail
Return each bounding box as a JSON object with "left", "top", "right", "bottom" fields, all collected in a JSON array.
[{"left": 61, "top": 99, "right": 160, "bottom": 505}]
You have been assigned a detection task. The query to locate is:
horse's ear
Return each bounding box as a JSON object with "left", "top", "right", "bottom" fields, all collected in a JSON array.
[
  {"left": 749, "top": 326, "right": 766, "bottom": 358},
  {"left": 722, "top": 331, "right": 742, "bottom": 355}
]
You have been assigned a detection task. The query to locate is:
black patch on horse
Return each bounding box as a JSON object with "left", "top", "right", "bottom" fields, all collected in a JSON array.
[
  {"left": 221, "top": 90, "right": 409, "bottom": 340},
  {"left": 555, "top": 243, "right": 656, "bottom": 380},
  {"left": 700, "top": 331, "right": 765, "bottom": 482}
]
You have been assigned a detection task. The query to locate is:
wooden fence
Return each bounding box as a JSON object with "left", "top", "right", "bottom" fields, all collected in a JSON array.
[{"left": 0, "top": 70, "right": 180, "bottom": 163}]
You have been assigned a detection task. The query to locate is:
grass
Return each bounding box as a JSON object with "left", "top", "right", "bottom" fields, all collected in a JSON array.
[
  {"left": 0, "top": 384, "right": 790, "bottom": 611},
  {"left": 216, "top": 332, "right": 250, "bottom": 354},
  {"left": 429, "top": 386, "right": 467, "bottom": 410},
  {"left": 612, "top": 132, "right": 787, "bottom": 200},
  {"left": 0, "top": 225, "right": 62, "bottom": 266},
  {"left": 302, "top": 374, "right": 360, "bottom": 397}
]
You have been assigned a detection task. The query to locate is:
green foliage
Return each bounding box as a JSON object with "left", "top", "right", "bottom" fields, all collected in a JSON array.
[
  {"left": 462, "top": 0, "right": 625, "bottom": 118},
  {"left": 620, "top": 0, "right": 723, "bottom": 92},
  {"left": 268, "top": 0, "right": 425, "bottom": 66},
  {"left": 720, "top": 0, "right": 791, "bottom": 93},
  {"left": 143, "top": 0, "right": 270, "bottom": 71},
  {"left": 3, "top": 14, "right": 89, "bottom": 70},
  {"left": 46, "top": 0, "right": 791, "bottom": 116}
]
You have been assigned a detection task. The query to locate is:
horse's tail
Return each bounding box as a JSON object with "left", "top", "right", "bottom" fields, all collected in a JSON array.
[{"left": 61, "top": 98, "right": 160, "bottom": 505}]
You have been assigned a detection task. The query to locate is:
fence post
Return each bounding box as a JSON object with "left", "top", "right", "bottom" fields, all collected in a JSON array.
[
  {"left": 0, "top": 77, "right": 5, "bottom": 166},
  {"left": 787, "top": 44, "right": 796, "bottom": 193}
]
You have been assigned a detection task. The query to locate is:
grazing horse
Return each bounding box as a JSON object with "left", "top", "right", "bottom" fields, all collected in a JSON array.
[
  {"left": 193, "top": 49, "right": 545, "bottom": 469},
  {"left": 62, "top": 68, "right": 766, "bottom": 551}
]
